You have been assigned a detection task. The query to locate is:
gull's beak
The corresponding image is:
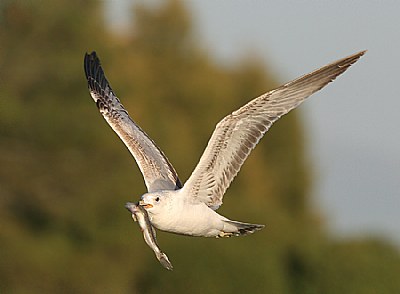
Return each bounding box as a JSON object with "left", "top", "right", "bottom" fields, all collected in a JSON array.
[{"left": 139, "top": 200, "right": 153, "bottom": 209}]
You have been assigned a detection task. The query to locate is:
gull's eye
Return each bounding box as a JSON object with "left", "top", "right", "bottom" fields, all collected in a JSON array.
[{"left": 155, "top": 197, "right": 160, "bottom": 202}]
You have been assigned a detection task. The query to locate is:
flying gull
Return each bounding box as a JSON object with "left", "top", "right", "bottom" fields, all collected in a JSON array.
[{"left": 84, "top": 50, "right": 365, "bottom": 261}]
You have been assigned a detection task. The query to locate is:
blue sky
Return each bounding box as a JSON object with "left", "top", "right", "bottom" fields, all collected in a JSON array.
[{"left": 106, "top": 0, "right": 400, "bottom": 246}]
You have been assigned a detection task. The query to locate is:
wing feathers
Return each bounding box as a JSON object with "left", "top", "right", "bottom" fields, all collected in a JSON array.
[
  {"left": 182, "top": 50, "right": 365, "bottom": 209},
  {"left": 84, "top": 52, "right": 182, "bottom": 192}
]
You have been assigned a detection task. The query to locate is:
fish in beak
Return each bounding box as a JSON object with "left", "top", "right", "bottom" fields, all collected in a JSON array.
[{"left": 139, "top": 200, "right": 153, "bottom": 209}]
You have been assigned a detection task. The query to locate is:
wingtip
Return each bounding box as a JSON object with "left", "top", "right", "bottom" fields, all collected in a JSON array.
[
  {"left": 343, "top": 49, "right": 366, "bottom": 62},
  {"left": 85, "top": 51, "right": 97, "bottom": 58},
  {"left": 84, "top": 51, "right": 96, "bottom": 79},
  {"left": 354, "top": 49, "right": 367, "bottom": 60},
  {"left": 84, "top": 51, "right": 100, "bottom": 66},
  {"left": 346, "top": 50, "right": 367, "bottom": 64},
  {"left": 84, "top": 50, "right": 103, "bottom": 83},
  {"left": 337, "top": 50, "right": 366, "bottom": 72}
]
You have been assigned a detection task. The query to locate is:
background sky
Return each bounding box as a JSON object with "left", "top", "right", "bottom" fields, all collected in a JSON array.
[{"left": 106, "top": 0, "right": 400, "bottom": 246}]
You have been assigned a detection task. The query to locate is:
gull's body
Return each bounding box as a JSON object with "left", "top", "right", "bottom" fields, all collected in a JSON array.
[
  {"left": 139, "top": 190, "right": 256, "bottom": 237},
  {"left": 84, "top": 50, "right": 365, "bottom": 256}
]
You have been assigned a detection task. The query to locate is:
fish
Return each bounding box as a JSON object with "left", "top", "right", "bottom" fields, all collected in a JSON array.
[{"left": 125, "top": 202, "right": 173, "bottom": 271}]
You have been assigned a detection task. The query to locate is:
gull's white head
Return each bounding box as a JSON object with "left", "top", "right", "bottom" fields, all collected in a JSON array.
[{"left": 139, "top": 192, "right": 169, "bottom": 215}]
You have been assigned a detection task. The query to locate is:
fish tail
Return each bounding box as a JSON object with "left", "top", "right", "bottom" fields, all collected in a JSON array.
[{"left": 156, "top": 252, "right": 174, "bottom": 271}]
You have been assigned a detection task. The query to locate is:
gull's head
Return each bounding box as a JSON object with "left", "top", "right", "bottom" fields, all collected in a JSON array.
[{"left": 139, "top": 192, "right": 168, "bottom": 215}]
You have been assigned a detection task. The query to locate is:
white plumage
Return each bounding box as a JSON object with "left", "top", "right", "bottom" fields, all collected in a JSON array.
[{"left": 85, "top": 50, "right": 365, "bottom": 239}]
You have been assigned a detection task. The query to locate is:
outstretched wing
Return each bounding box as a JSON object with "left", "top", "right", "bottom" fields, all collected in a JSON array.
[
  {"left": 84, "top": 52, "right": 182, "bottom": 192},
  {"left": 181, "top": 51, "right": 365, "bottom": 210}
]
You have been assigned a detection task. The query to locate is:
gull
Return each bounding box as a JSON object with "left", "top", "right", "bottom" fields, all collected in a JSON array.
[{"left": 84, "top": 50, "right": 365, "bottom": 240}]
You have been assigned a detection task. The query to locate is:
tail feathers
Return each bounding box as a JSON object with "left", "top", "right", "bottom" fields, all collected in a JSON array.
[{"left": 220, "top": 220, "right": 265, "bottom": 238}]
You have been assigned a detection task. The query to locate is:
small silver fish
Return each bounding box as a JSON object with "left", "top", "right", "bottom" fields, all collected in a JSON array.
[{"left": 125, "top": 202, "right": 173, "bottom": 271}]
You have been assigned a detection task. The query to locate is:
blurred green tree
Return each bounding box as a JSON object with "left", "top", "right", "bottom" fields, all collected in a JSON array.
[{"left": 0, "top": 0, "right": 399, "bottom": 293}]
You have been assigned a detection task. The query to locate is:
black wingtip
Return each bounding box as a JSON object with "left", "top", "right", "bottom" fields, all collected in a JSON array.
[
  {"left": 84, "top": 50, "right": 112, "bottom": 96},
  {"left": 84, "top": 51, "right": 97, "bottom": 60},
  {"left": 84, "top": 51, "right": 99, "bottom": 80}
]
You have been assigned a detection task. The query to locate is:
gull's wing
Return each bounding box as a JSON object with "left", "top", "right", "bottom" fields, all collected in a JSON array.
[
  {"left": 84, "top": 52, "right": 182, "bottom": 192},
  {"left": 181, "top": 51, "right": 365, "bottom": 210}
]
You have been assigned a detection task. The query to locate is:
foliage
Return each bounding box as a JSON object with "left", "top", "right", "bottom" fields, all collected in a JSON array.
[{"left": 0, "top": 0, "right": 399, "bottom": 293}]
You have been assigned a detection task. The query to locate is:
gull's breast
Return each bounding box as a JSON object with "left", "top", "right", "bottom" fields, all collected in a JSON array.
[{"left": 155, "top": 202, "right": 223, "bottom": 237}]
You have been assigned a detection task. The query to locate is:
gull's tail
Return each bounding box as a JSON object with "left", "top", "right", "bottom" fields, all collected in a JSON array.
[{"left": 220, "top": 220, "right": 265, "bottom": 237}]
